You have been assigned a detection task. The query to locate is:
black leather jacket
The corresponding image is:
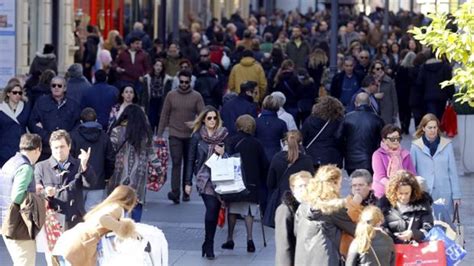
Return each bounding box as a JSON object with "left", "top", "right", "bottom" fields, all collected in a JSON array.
[
  {"left": 341, "top": 105, "right": 384, "bottom": 171},
  {"left": 185, "top": 132, "right": 210, "bottom": 186}
]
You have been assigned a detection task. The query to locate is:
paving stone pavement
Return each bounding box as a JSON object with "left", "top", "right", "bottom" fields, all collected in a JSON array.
[{"left": 1, "top": 126, "right": 473, "bottom": 265}]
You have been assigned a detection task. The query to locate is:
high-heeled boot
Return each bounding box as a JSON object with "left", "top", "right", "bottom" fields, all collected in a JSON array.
[{"left": 202, "top": 221, "right": 216, "bottom": 259}]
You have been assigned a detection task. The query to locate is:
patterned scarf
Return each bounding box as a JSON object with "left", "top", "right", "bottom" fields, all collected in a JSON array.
[
  {"left": 380, "top": 141, "right": 403, "bottom": 178},
  {"left": 199, "top": 126, "right": 229, "bottom": 157}
]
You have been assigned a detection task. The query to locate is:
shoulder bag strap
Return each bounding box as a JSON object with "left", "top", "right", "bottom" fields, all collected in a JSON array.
[
  {"left": 305, "top": 120, "right": 330, "bottom": 149},
  {"left": 370, "top": 245, "right": 382, "bottom": 266},
  {"left": 453, "top": 203, "right": 460, "bottom": 224},
  {"left": 276, "top": 164, "right": 293, "bottom": 190}
]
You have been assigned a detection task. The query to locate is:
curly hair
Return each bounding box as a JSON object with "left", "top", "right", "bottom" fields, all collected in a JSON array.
[
  {"left": 304, "top": 165, "right": 344, "bottom": 214},
  {"left": 386, "top": 170, "right": 423, "bottom": 207},
  {"left": 311, "top": 96, "right": 345, "bottom": 121}
]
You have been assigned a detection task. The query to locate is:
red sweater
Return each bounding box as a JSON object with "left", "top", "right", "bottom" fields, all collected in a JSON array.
[{"left": 115, "top": 49, "right": 151, "bottom": 82}]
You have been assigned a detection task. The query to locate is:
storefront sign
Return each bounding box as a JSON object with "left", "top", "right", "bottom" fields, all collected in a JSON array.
[{"left": 0, "top": 0, "right": 16, "bottom": 88}]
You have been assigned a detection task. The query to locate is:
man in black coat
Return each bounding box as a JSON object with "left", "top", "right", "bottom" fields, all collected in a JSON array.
[
  {"left": 220, "top": 81, "right": 258, "bottom": 136},
  {"left": 35, "top": 130, "right": 91, "bottom": 229},
  {"left": 341, "top": 93, "right": 384, "bottom": 175},
  {"left": 70, "top": 108, "right": 115, "bottom": 211}
]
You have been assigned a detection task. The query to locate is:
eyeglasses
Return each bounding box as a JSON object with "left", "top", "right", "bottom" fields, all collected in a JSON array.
[
  {"left": 10, "top": 91, "right": 23, "bottom": 95},
  {"left": 179, "top": 80, "right": 190, "bottom": 84},
  {"left": 386, "top": 137, "right": 402, "bottom": 143},
  {"left": 52, "top": 83, "right": 64, "bottom": 88},
  {"left": 206, "top": 116, "right": 218, "bottom": 121}
]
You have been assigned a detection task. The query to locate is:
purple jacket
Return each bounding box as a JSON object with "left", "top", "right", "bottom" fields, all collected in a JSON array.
[{"left": 371, "top": 147, "right": 416, "bottom": 198}]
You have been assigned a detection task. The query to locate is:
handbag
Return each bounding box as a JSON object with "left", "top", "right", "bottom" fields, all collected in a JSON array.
[
  {"left": 395, "top": 241, "right": 447, "bottom": 266},
  {"left": 217, "top": 207, "right": 226, "bottom": 228},
  {"left": 425, "top": 226, "right": 467, "bottom": 266},
  {"left": 441, "top": 101, "right": 458, "bottom": 138},
  {"left": 305, "top": 120, "right": 330, "bottom": 149},
  {"left": 213, "top": 154, "right": 251, "bottom": 202},
  {"left": 453, "top": 204, "right": 465, "bottom": 248}
]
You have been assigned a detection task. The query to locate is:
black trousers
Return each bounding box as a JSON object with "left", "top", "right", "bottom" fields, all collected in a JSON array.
[{"left": 168, "top": 136, "right": 190, "bottom": 196}]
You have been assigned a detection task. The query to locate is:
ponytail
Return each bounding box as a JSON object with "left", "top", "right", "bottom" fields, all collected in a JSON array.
[
  {"left": 354, "top": 206, "right": 384, "bottom": 254},
  {"left": 355, "top": 220, "right": 376, "bottom": 253},
  {"left": 286, "top": 130, "right": 302, "bottom": 164}
]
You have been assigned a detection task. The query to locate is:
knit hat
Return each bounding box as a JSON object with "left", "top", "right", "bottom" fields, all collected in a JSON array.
[{"left": 67, "top": 63, "right": 83, "bottom": 79}]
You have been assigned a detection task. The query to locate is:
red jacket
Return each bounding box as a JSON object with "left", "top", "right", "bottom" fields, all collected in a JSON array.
[{"left": 115, "top": 49, "right": 151, "bottom": 82}]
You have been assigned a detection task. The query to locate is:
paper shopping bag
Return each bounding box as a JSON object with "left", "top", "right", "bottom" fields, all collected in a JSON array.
[{"left": 395, "top": 241, "right": 446, "bottom": 266}]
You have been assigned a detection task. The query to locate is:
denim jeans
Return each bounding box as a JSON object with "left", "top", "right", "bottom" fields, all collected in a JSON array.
[{"left": 83, "top": 189, "right": 105, "bottom": 212}]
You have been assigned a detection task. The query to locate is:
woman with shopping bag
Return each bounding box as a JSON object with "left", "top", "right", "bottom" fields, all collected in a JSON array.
[
  {"left": 107, "top": 104, "right": 163, "bottom": 222},
  {"left": 410, "top": 113, "right": 461, "bottom": 216},
  {"left": 52, "top": 185, "right": 138, "bottom": 266},
  {"left": 378, "top": 170, "right": 434, "bottom": 244},
  {"left": 185, "top": 106, "right": 228, "bottom": 260}
]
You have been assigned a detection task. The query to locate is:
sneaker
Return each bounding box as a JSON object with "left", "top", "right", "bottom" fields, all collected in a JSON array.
[{"left": 167, "top": 191, "right": 180, "bottom": 204}]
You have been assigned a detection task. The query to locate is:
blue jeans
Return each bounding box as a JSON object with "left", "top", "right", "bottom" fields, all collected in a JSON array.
[
  {"left": 83, "top": 189, "right": 105, "bottom": 212},
  {"left": 131, "top": 203, "right": 143, "bottom": 222}
]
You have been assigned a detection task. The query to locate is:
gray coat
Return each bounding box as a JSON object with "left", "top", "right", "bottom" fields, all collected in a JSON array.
[
  {"left": 378, "top": 74, "right": 398, "bottom": 125},
  {"left": 294, "top": 202, "right": 356, "bottom": 266},
  {"left": 345, "top": 230, "right": 395, "bottom": 266}
]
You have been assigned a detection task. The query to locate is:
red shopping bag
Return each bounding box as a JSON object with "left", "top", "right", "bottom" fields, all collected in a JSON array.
[
  {"left": 147, "top": 137, "right": 169, "bottom": 192},
  {"left": 217, "top": 207, "right": 226, "bottom": 228},
  {"left": 44, "top": 208, "right": 65, "bottom": 252},
  {"left": 441, "top": 102, "right": 458, "bottom": 138},
  {"left": 395, "top": 241, "right": 446, "bottom": 266}
]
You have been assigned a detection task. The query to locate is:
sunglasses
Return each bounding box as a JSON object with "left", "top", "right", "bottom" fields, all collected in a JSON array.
[
  {"left": 10, "top": 90, "right": 23, "bottom": 95},
  {"left": 179, "top": 80, "right": 190, "bottom": 84},
  {"left": 200, "top": 54, "right": 209, "bottom": 57},
  {"left": 374, "top": 67, "right": 383, "bottom": 71},
  {"left": 52, "top": 83, "right": 64, "bottom": 88},
  {"left": 206, "top": 116, "right": 218, "bottom": 121},
  {"left": 360, "top": 56, "right": 369, "bottom": 59},
  {"left": 386, "top": 137, "right": 402, "bottom": 143}
]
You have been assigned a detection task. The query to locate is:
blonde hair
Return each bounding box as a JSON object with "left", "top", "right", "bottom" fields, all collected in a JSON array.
[
  {"left": 354, "top": 206, "right": 384, "bottom": 253},
  {"left": 192, "top": 105, "right": 222, "bottom": 133},
  {"left": 84, "top": 185, "right": 137, "bottom": 221},
  {"left": 104, "top": 30, "right": 120, "bottom": 50},
  {"left": 285, "top": 130, "right": 302, "bottom": 164},
  {"left": 413, "top": 113, "right": 440, "bottom": 139},
  {"left": 308, "top": 48, "right": 328, "bottom": 68},
  {"left": 304, "top": 165, "right": 344, "bottom": 213},
  {"left": 289, "top": 171, "right": 312, "bottom": 190}
]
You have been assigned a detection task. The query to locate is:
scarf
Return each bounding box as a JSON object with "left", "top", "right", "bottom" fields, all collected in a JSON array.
[
  {"left": 199, "top": 126, "right": 229, "bottom": 157},
  {"left": 195, "top": 126, "right": 228, "bottom": 195},
  {"left": 380, "top": 141, "right": 403, "bottom": 178},
  {"left": 422, "top": 135, "right": 440, "bottom": 156}
]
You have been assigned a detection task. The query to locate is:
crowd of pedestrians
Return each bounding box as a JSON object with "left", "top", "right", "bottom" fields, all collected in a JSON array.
[{"left": 0, "top": 5, "right": 463, "bottom": 266}]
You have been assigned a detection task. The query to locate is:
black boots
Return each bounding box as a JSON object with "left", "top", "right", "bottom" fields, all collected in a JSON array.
[
  {"left": 221, "top": 240, "right": 235, "bottom": 250},
  {"left": 202, "top": 220, "right": 217, "bottom": 259},
  {"left": 247, "top": 240, "right": 255, "bottom": 253}
]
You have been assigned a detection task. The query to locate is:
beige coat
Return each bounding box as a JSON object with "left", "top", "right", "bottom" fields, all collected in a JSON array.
[{"left": 53, "top": 204, "right": 136, "bottom": 266}]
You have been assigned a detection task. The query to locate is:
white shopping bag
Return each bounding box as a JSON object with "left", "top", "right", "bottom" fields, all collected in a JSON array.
[
  {"left": 205, "top": 154, "right": 235, "bottom": 182},
  {"left": 213, "top": 157, "right": 246, "bottom": 194}
]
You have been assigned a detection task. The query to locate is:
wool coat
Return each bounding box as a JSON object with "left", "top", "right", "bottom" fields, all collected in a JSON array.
[
  {"left": 0, "top": 101, "right": 31, "bottom": 167},
  {"left": 410, "top": 137, "right": 461, "bottom": 215}
]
